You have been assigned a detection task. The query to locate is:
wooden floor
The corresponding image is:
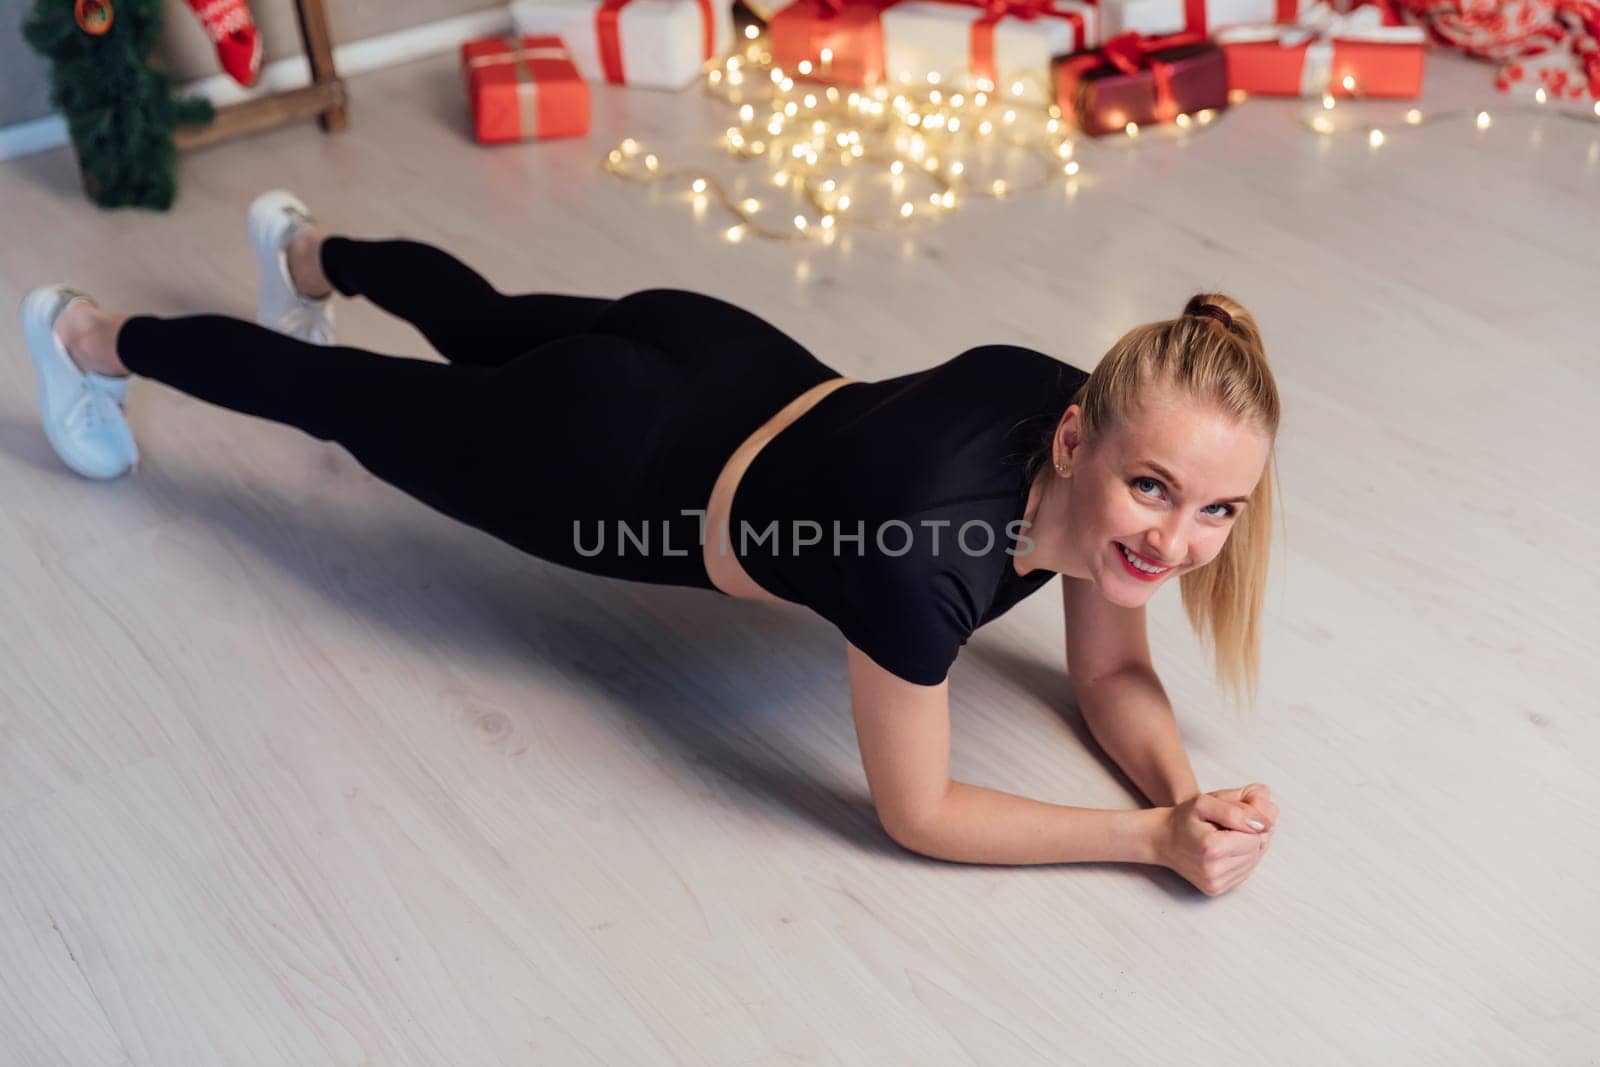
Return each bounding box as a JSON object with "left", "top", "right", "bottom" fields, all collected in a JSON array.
[{"left": 2, "top": 45, "right": 1596, "bottom": 1066}]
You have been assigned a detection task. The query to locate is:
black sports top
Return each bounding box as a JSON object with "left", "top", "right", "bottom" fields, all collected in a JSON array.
[{"left": 727, "top": 344, "right": 1090, "bottom": 686}]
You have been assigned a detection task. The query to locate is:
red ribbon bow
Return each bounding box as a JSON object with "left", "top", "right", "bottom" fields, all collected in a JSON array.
[{"left": 1057, "top": 31, "right": 1204, "bottom": 128}]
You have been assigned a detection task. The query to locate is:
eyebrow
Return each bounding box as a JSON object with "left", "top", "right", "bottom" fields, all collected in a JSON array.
[{"left": 1138, "top": 460, "right": 1252, "bottom": 506}]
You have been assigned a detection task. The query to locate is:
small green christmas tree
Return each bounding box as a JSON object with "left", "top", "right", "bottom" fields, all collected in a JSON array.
[{"left": 23, "top": 0, "right": 215, "bottom": 210}]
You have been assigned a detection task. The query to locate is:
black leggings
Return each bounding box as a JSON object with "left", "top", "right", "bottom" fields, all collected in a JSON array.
[{"left": 115, "top": 236, "right": 842, "bottom": 592}]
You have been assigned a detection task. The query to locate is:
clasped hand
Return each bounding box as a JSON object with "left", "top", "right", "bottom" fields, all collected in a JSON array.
[{"left": 1160, "top": 783, "right": 1278, "bottom": 897}]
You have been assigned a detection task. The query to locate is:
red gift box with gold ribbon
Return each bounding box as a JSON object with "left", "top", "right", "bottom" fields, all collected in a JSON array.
[
  {"left": 1055, "top": 32, "right": 1229, "bottom": 136},
  {"left": 768, "top": 0, "right": 904, "bottom": 86},
  {"left": 461, "top": 34, "right": 590, "bottom": 143}
]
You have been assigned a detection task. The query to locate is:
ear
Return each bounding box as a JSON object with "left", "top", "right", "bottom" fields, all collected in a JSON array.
[{"left": 1053, "top": 404, "right": 1084, "bottom": 471}]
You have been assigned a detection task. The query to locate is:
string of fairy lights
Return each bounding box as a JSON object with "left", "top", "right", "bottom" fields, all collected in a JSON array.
[
  {"left": 600, "top": 22, "right": 1600, "bottom": 242},
  {"left": 1297, "top": 73, "right": 1600, "bottom": 147}
]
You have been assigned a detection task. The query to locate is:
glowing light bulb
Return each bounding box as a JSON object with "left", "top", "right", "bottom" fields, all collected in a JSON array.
[
  {"left": 1175, "top": 113, "right": 1191, "bottom": 128},
  {"left": 608, "top": 149, "right": 622, "bottom": 164},
  {"left": 1125, "top": 121, "right": 1139, "bottom": 138},
  {"left": 1322, "top": 94, "right": 1336, "bottom": 110},
  {"left": 644, "top": 154, "right": 658, "bottom": 170},
  {"left": 992, "top": 179, "right": 1007, "bottom": 194},
  {"left": 978, "top": 120, "right": 994, "bottom": 135},
  {"left": 1476, "top": 110, "right": 1492, "bottom": 129},
  {"left": 771, "top": 69, "right": 783, "bottom": 85},
  {"left": 744, "top": 24, "right": 758, "bottom": 40},
  {"left": 821, "top": 214, "right": 835, "bottom": 229},
  {"left": 899, "top": 201, "right": 914, "bottom": 217},
  {"left": 1011, "top": 80, "right": 1025, "bottom": 96},
  {"left": 837, "top": 195, "right": 851, "bottom": 210},
  {"left": 798, "top": 60, "right": 813, "bottom": 75},
  {"left": 1064, "top": 161, "right": 1080, "bottom": 176},
  {"left": 1405, "top": 109, "right": 1423, "bottom": 125},
  {"left": 947, "top": 118, "right": 961, "bottom": 132},
  {"left": 1535, "top": 87, "right": 1548, "bottom": 104},
  {"left": 940, "top": 191, "right": 954, "bottom": 208},
  {"left": 1229, "top": 88, "right": 1248, "bottom": 104},
  {"left": 1197, "top": 109, "right": 1215, "bottom": 125},
  {"left": 621, "top": 138, "right": 639, "bottom": 155},
  {"left": 1341, "top": 74, "right": 1356, "bottom": 92},
  {"left": 1003, "top": 109, "right": 1017, "bottom": 124},
  {"left": 741, "top": 198, "right": 760, "bottom": 212},
  {"left": 820, "top": 48, "right": 833, "bottom": 64},
  {"left": 927, "top": 71, "right": 941, "bottom": 84},
  {"left": 1312, "top": 115, "right": 1333, "bottom": 134},
  {"left": 949, "top": 161, "right": 964, "bottom": 177},
  {"left": 890, "top": 160, "right": 904, "bottom": 175},
  {"left": 803, "top": 93, "right": 817, "bottom": 108},
  {"left": 691, "top": 178, "right": 706, "bottom": 193},
  {"left": 1057, "top": 141, "right": 1074, "bottom": 159},
  {"left": 1368, "top": 128, "right": 1384, "bottom": 147},
  {"left": 725, "top": 225, "right": 745, "bottom": 243},
  {"left": 794, "top": 214, "right": 807, "bottom": 230}
]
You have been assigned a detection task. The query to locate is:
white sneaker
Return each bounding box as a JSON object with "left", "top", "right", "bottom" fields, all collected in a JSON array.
[
  {"left": 249, "top": 189, "right": 335, "bottom": 345},
  {"left": 18, "top": 285, "right": 140, "bottom": 481}
]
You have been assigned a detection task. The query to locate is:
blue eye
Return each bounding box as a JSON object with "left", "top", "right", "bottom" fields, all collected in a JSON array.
[{"left": 1131, "top": 476, "right": 1238, "bottom": 519}]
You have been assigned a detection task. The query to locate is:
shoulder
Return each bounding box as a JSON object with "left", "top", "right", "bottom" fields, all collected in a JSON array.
[{"left": 946, "top": 344, "right": 1088, "bottom": 385}]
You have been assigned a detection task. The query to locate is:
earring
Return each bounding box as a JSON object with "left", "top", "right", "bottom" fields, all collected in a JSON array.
[{"left": 1054, "top": 462, "right": 1070, "bottom": 477}]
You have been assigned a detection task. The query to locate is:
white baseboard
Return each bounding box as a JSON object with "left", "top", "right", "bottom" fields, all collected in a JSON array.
[{"left": 0, "top": 5, "right": 514, "bottom": 163}]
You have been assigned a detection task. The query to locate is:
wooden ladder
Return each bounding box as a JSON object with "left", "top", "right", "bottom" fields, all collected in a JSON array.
[{"left": 173, "top": 0, "right": 347, "bottom": 150}]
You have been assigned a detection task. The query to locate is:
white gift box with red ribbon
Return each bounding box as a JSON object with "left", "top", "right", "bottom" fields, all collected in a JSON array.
[
  {"left": 881, "top": 1, "right": 1100, "bottom": 101},
  {"left": 509, "top": 0, "right": 733, "bottom": 91}
]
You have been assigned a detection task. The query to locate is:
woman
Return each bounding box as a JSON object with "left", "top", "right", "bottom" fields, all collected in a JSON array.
[{"left": 19, "top": 190, "right": 1281, "bottom": 895}]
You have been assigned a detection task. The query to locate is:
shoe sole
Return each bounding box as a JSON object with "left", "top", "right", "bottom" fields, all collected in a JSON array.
[{"left": 18, "top": 286, "right": 135, "bottom": 481}]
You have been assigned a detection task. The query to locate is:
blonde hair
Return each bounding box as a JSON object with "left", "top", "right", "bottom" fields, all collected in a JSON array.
[{"left": 1035, "top": 293, "right": 1283, "bottom": 709}]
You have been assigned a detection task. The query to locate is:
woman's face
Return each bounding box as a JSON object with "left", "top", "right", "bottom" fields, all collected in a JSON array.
[{"left": 1048, "top": 390, "right": 1272, "bottom": 606}]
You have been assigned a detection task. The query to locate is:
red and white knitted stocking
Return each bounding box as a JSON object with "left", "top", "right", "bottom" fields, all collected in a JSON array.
[{"left": 183, "top": 0, "right": 263, "bottom": 88}]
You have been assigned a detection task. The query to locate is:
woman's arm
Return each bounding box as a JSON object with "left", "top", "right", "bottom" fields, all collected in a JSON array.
[
  {"left": 1075, "top": 666, "right": 1200, "bottom": 808},
  {"left": 846, "top": 641, "right": 1168, "bottom": 867},
  {"left": 899, "top": 780, "right": 1166, "bottom": 866},
  {"left": 1060, "top": 577, "right": 1199, "bottom": 808}
]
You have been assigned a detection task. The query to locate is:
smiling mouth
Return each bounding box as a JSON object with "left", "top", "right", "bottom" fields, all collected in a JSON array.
[{"left": 1117, "top": 542, "right": 1173, "bottom": 578}]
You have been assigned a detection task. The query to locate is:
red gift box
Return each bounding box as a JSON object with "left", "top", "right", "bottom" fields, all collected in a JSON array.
[
  {"left": 461, "top": 34, "right": 590, "bottom": 143},
  {"left": 1216, "top": 4, "right": 1424, "bottom": 97},
  {"left": 1055, "top": 32, "right": 1230, "bottom": 136},
  {"left": 768, "top": 0, "right": 903, "bottom": 87}
]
